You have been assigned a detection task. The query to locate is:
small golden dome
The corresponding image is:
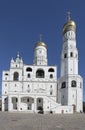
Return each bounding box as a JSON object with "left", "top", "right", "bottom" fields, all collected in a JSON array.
[
  {"left": 63, "top": 20, "right": 76, "bottom": 34},
  {"left": 35, "top": 41, "right": 47, "bottom": 48},
  {"left": 63, "top": 12, "right": 76, "bottom": 34}
]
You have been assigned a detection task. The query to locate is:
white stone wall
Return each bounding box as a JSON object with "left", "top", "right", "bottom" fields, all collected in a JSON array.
[
  {"left": 34, "top": 45, "right": 48, "bottom": 65},
  {"left": 2, "top": 59, "right": 58, "bottom": 112}
]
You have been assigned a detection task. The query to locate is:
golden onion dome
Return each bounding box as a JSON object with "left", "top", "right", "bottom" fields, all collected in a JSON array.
[
  {"left": 63, "top": 12, "right": 76, "bottom": 34},
  {"left": 35, "top": 41, "right": 47, "bottom": 48}
]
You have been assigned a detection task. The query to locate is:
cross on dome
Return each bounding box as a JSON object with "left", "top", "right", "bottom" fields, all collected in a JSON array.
[
  {"left": 67, "top": 11, "right": 71, "bottom": 21},
  {"left": 39, "top": 34, "right": 43, "bottom": 42}
]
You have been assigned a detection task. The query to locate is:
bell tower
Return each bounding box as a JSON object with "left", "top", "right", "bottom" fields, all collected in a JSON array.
[
  {"left": 58, "top": 12, "right": 83, "bottom": 112},
  {"left": 61, "top": 12, "right": 78, "bottom": 76},
  {"left": 34, "top": 35, "right": 48, "bottom": 66}
]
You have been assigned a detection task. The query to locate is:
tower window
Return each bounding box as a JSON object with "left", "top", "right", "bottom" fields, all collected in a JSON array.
[
  {"left": 13, "top": 72, "right": 19, "bottom": 81},
  {"left": 71, "top": 80, "right": 76, "bottom": 87},
  {"left": 27, "top": 98, "right": 29, "bottom": 102},
  {"left": 50, "top": 91, "right": 53, "bottom": 95},
  {"left": 36, "top": 69, "right": 44, "bottom": 78},
  {"left": 5, "top": 77, "right": 7, "bottom": 80},
  {"left": 39, "top": 99, "right": 41, "bottom": 103},
  {"left": 70, "top": 52, "right": 73, "bottom": 57},
  {"left": 50, "top": 74, "right": 53, "bottom": 79},
  {"left": 28, "top": 74, "right": 30, "bottom": 78},
  {"left": 26, "top": 67, "right": 32, "bottom": 72},
  {"left": 5, "top": 84, "right": 7, "bottom": 86},
  {"left": 16, "top": 98, "right": 18, "bottom": 102},
  {"left": 50, "top": 85, "right": 52, "bottom": 88},
  {"left": 61, "top": 82, "right": 66, "bottom": 88},
  {"left": 64, "top": 53, "right": 67, "bottom": 58},
  {"left": 5, "top": 73, "right": 8, "bottom": 76},
  {"left": 76, "top": 54, "right": 77, "bottom": 58},
  {"left": 48, "top": 68, "right": 54, "bottom": 72},
  {"left": 80, "top": 82, "right": 82, "bottom": 88}
]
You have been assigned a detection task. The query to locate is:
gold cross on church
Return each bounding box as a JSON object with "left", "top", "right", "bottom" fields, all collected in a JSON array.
[
  {"left": 67, "top": 11, "right": 71, "bottom": 21},
  {"left": 39, "top": 34, "right": 43, "bottom": 42}
]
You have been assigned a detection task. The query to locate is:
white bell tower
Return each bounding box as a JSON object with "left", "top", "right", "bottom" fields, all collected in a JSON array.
[
  {"left": 34, "top": 35, "right": 48, "bottom": 66},
  {"left": 61, "top": 13, "right": 78, "bottom": 76},
  {"left": 58, "top": 12, "right": 83, "bottom": 112}
]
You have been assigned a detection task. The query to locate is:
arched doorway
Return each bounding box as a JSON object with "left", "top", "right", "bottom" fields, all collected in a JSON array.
[
  {"left": 37, "top": 98, "right": 43, "bottom": 112},
  {"left": 12, "top": 97, "right": 18, "bottom": 110},
  {"left": 72, "top": 104, "right": 76, "bottom": 112},
  {"left": 4, "top": 97, "right": 8, "bottom": 111},
  {"left": 21, "top": 97, "right": 34, "bottom": 110}
]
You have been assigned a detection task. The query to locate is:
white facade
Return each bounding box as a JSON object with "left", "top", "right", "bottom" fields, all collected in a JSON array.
[
  {"left": 2, "top": 14, "right": 83, "bottom": 113},
  {"left": 58, "top": 15, "right": 83, "bottom": 112}
]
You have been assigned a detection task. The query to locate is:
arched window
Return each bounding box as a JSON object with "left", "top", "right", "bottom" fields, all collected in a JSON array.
[
  {"left": 80, "top": 82, "right": 82, "bottom": 88},
  {"left": 70, "top": 52, "right": 73, "bottom": 57},
  {"left": 50, "top": 91, "right": 53, "bottom": 95},
  {"left": 50, "top": 74, "right": 53, "bottom": 79},
  {"left": 61, "top": 82, "right": 66, "bottom": 88},
  {"left": 27, "top": 98, "right": 29, "bottom": 102},
  {"left": 71, "top": 80, "right": 76, "bottom": 87},
  {"left": 64, "top": 53, "right": 67, "bottom": 58},
  {"left": 13, "top": 72, "right": 19, "bottom": 81},
  {"left": 26, "top": 67, "right": 32, "bottom": 72},
  {"left": 5, "top": 73, "right": 8, "bottom": 76},
  {"left": 48, "top": 68, "right": 54, "bottom": 72},
  {"left": 36, "top": 69, "right": 44, "bottom": 78},
  {"left": 27, "top": 73, "right": 30, "bottom": 78}
]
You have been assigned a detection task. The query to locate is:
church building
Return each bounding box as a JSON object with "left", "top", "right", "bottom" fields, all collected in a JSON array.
[{"left": 2, "top": 14, "right": 83, "bottom": 114}]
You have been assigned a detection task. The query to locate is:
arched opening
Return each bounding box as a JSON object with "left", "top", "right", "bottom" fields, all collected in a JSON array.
[
  {"left": 21, "top": 97, "right": 34, "bottom": 110},
  {"left": 72, "top": 104, "right": 76, "bottom": 112},
  {"left": 36, "top": 69, "right": 44, "bottom": 78},
  {"left": 26, "top": 67, "right": 32, "bottom": 72},
  {"left": 13, "top": 72, "right": 19, "bottom": 81},
  {"left": 5, "top": 73, "right": 8, "bottom": 76},
  {"left": 48, "top": 68, "right": 54, "bottom": 72},
  {"left": 64, "top": 53, "right": 67, "bottom": 58},
  {"left": 61, "top": 82, "right": 66, "bottom": 88},
  {"left": 70, "top": 52, "right": 73, "bottom": 57},
  {"left": 71, "top": 80, "right": 76, "bottom": 87},
  {"left": 50, "top": 74, "right": 53, "bottom": 79},
  {"left": 37, "top": 98, "right": 43, "bottom": 112},
  {"left": 4, "top": 97, "right": 8, "bottom": 111},
  {"left": 27, "top": 73, "right": 30, "bottom": 78},
  {"left": 12, "top": 97, "right": 18, "bottom": 110}
]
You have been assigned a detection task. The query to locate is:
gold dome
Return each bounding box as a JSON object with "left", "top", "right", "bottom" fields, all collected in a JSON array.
[
  {"left": 63, "top": 12, "right": 76, "bottom": 34},
  {"left": 63, "top": 20, "right": 76, "bottom": 34},
  {"left": 35, "top": 41, "right": 47, "bottom": 48}
]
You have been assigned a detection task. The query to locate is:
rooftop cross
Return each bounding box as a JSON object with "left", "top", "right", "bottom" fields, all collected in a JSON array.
[
  {"left": 17, "top": 52, "right": 20, "bottom": 58},
  {"left": 39, "top": 34, "right": 43, "bottom": 42},
  {"left": 67, "top": 12, "right": 71, "bottom": 21}
]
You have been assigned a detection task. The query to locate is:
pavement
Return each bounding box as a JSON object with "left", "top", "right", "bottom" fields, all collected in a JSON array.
[{"left": 0, "top": 112, "right": 85, "bottom": 130}]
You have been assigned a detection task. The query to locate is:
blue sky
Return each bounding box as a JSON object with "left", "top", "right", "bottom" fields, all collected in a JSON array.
[{"left": 0, "top": 0, "right": 85, "bottom": 100}]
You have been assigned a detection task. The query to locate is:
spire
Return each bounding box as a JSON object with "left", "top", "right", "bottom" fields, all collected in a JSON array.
[
  {"left": 39, "top": 34, "right": 43, "bottom": 42},
  {"left": 20, "top": 57, "right": 23, "bottom": 63},
  {"left": 17, "top": 52, "right": 20, "bottom": 58},
  {"left": 11, "top": 57, "right": 14, "bottom": 63},
  {"left": 67, "top": 12, "right": 71, "bottom": 21},
  {"left": 16, "top": 52, "right": 21, "bottom": 63}
]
